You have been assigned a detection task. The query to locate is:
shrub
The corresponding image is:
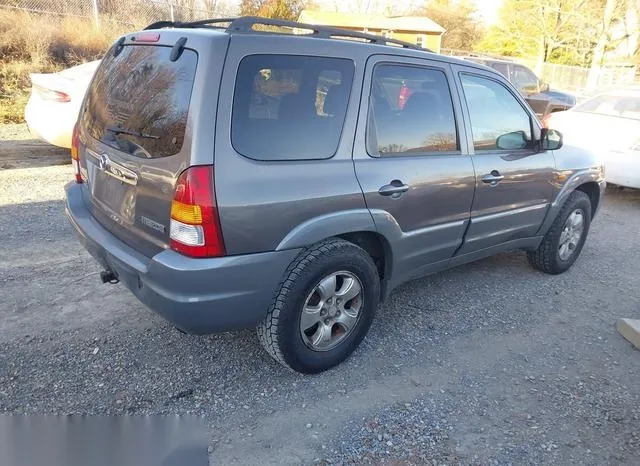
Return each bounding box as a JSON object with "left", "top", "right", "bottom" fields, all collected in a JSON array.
[{"left": 0, "top": 10, "right": 145, "bottom": 123}]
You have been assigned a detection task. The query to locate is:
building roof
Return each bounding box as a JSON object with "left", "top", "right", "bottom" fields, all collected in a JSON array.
[{"left": 298, "top": 10, "right": 445, "bottom": 35}]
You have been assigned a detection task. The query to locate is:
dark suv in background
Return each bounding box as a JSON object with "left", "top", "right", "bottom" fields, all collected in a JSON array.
[
  {"left": 65, "top": 17, "right": 604, "bottom": 374},
  {"left": 465, "top": 56, "right": 577, "bottom": 119}
]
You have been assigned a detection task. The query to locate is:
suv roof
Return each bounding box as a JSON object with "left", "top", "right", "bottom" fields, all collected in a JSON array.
[
  {"left": 145, "top": 16, "right": 429, "bottom": 50},
  {"left": 142, "top": 16, "right": 491, "bottom": 73}
]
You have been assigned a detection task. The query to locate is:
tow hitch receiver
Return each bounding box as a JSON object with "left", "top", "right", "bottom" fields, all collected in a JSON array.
[{"left": 100, "top": 270, "right": 120, "bottom": 284}]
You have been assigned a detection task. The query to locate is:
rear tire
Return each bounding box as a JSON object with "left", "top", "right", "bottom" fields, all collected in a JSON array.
[
  {"left": 257, "top": 238, "right": 380, "bottom": 374},
  {"left": 527, "top": 190, "right": 592, "bottom": 274}
]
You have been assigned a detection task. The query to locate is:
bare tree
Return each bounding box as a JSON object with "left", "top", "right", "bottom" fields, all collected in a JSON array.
[
  {"left": 478, "top": 0, "right": 608, "bottom": 70},
  {"left": 323, "top": 0, "right": 419, "bottom": 15},
  {"left": 202, "top": 0, "right": 219, "bottom": 15},
  {"left": 415, "top": 0, "right": 482, "bottom": 51},
  {"left": 587, "top": 0, "right": 619, "bottom": 88},
  {"left": 240, "top": 0, "right": 265, "bottom": 16}
]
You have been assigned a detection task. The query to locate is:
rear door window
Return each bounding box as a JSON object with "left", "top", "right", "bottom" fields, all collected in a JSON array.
[
  {"left": 367, "top": 64, "right": 459, "bottom": 156},
  {"left": 232, "top": 55, "right": 354, "bottom": 161},
  {"left": 82, "top": 45, "right": 197, "bottom": 158}
]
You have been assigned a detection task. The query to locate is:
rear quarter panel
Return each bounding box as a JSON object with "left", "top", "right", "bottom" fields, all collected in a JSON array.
[{"left": 214, "top": 35, "right": 373, "bottom": 255}]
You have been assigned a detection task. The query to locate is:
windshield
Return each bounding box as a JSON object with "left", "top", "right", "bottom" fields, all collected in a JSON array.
[
  {"left": 574, "top": 94, "right": 640, "bottom": 120},
  {"left": 82, "top": 44, "right": 197, "bottom": 158}
]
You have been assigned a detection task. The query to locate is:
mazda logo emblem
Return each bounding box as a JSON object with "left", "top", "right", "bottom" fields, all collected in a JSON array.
[{"left": 98, "top": 154, "right": 109, "bottom": 170}]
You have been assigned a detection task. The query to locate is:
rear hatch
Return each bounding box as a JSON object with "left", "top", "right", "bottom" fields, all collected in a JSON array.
[{"left": 77, "top": 32, "right": 211, "bottom": 257}]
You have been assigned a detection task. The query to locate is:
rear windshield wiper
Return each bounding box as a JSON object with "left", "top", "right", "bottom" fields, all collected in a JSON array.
[{"left": 105, "top": 126, "right": 159, "bottom": 139}]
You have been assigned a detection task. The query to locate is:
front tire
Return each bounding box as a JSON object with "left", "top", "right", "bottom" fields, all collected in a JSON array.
[
  {"left": 527, "top": 190, "right": 592, "bottom": 274},
  {"left": 257, "top": 238, "right": 380, "bottom": 374}
]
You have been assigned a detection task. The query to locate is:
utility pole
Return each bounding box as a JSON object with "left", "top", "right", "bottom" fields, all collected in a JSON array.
[{"left": 92, "top": 0, "right": 100, "bottom": 29}]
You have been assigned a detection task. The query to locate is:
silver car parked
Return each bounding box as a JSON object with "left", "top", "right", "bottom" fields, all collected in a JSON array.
[{"left": 65, "top": 17, "right": 605, "bottom": 373}]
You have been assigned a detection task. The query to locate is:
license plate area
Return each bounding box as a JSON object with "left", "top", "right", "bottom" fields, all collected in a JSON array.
[{"left": 86, "top": 150, "right": 138, "bottom": 226}]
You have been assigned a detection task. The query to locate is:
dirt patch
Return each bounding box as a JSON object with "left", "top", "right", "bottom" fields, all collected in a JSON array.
[
  {"left": 0, "top": 123, "right": 70, "bottom": 169},
  {"left": 0, "top": 123, "right": 31, "bottom": 140}
]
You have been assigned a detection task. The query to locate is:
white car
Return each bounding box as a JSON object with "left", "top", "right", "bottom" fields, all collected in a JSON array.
[
  {"left": 548, "top": 89, "right": 640, "bottom": 189},
  {"left": 24, "top": 60, "right": 100, "bottom": 148}
]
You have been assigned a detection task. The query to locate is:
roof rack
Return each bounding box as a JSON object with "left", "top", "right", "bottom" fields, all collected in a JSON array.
[{"left": 144, "top": 16, "right": 433, "bottom": 52}]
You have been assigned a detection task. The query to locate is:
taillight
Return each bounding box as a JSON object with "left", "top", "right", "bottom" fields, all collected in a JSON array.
[
  {"left": 169, "top": 166, "right": 225, "bottom": 258},
  {"left": 34, "top": 85, "right": 70, "bottom": 103},
  {"left": 70, "top": 123, "right": 83, "bottom": 184}
]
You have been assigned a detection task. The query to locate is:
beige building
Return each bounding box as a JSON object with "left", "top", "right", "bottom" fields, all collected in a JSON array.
[{"left": 298, "top": 10, "right": 445, "bottom": 53}]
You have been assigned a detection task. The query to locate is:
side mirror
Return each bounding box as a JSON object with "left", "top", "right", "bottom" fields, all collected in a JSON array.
[
  {"left": 539, "top": 81, "right": 550, "bottom": 92},
  {"left": 541, "top": 128, "right": 563, "bottom": 150},
  {"left": 496, "top": 131, "right": 529, "bottom": 150}
]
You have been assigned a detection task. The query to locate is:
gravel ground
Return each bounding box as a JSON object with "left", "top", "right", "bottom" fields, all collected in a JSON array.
[
  {"left": 0, "top": 123, "right": 69, "bottom": 169},
  {"left": 0, "top": 140, "right": 639, "bottom": 465}
]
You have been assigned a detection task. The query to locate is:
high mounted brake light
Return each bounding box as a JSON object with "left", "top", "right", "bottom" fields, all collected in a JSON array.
[
  {"left": 70, "top": 123, "right": 83, "bottom": 184},
  {"left": 133, "top": 32, "right": 160, "bottom": 43},
  {"left": 169, "top": 166, "right": 225, "bottom": 258}
]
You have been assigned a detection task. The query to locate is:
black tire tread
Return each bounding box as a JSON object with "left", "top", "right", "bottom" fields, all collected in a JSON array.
[
  {"left": 256, "top": 238, "right": 370, "bottom": 372},
  {"left": 527, "top": 190, "right": 591, "bottom": 274}
]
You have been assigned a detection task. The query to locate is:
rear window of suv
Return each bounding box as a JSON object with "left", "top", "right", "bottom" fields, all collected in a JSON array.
[
  {"left": 232, "top": 55, "right": 354, "bottom": 161},
  {"left": 82, "top": 45, "right": 197, "bottom": 158}
]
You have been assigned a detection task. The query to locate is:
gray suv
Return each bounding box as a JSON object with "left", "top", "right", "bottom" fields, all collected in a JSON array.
[{"left": 65, "top": 17, "right": 605, "bottom": 374}]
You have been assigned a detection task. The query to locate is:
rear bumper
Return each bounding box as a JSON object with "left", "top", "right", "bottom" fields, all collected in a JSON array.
[{"left": 65, "top": 182, "right": 300, "bottom": 334}]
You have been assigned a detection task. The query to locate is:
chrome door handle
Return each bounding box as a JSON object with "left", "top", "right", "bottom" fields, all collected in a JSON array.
[
  {"left": 378, "top": 180, "right": 409, "bottom": 197},
  {"left": 482, "top": 171, "right": 504, "bottom": 186}
]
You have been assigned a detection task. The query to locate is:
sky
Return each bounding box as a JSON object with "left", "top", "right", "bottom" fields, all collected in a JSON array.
[{"left": 472, "top": 0, "right": 502, "bottom": 25}]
